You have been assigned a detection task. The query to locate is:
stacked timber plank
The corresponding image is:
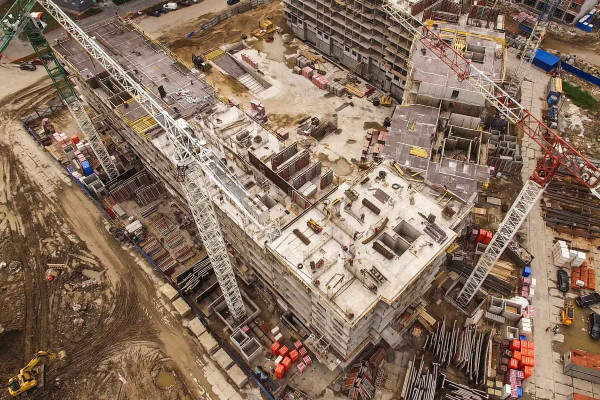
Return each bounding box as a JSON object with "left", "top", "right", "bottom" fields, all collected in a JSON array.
[
  {"left": 448, "top": 257, "right": 514, "bottom": 296},
  {"left": 542, "top": 174, "right": 600, "bottom": 239}
]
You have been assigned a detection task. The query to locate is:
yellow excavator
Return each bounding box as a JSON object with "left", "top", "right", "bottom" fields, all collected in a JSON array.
[
  {"left": 561, "top": 304, "right": 574, "bottom": 326},
  {"left": 8, "top": 350, "right": 66, "bottom": 396}
]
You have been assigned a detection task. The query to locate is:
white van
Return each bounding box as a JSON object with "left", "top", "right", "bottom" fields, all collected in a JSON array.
[{"left": 163, "top": 2, "right": 178, "bottom": 10}]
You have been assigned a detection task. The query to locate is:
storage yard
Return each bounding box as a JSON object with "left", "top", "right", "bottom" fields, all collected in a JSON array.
[{"left": 3, "top": 0, "right": 600, "bottom": 398}]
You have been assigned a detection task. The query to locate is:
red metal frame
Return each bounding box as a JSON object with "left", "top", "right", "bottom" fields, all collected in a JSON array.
[{"left": 419, "top": 25, "right": 600, "bottom": 189}]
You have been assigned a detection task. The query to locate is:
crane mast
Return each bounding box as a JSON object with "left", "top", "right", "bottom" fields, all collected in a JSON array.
[
  {"left": 37, "top": 0, "right": 263, "bottom": 320},
  {"left": 1, "top": 1, "right": 119, "bottom": 180},
  {"left": 383, "top": 2, "right": 600, "bottom": 307},
  {"left": 506, "top": 0, "right": 561, "bottom": 97}
]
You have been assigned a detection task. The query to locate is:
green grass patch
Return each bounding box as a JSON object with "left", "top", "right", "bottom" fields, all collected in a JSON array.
[{"left": 563, "top": 81, "right": 598, "bottom": 110}]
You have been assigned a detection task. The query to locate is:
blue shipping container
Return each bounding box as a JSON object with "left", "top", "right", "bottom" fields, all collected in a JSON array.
[{"left": 532, "top": 49, "right": 560, "bottom": 72}]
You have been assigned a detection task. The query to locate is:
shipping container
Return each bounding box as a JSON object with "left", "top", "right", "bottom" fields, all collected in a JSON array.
[{"left": 564, "top": 349, "right": 600, "bottom": 383}]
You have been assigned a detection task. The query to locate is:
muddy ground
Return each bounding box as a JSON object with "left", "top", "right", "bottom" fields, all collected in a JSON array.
[
  {"left": 160, "top": 0, "right": 287, "bottom": 59},
  {"left": 0, "top": 71, "right": 227, "bottom": 399}
]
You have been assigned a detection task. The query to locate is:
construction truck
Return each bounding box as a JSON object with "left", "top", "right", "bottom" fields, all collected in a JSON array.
[
  {"left": 191, "top": 54, "right": 211, "bottom": 72},
  {"left": 561, "top": 304, "right": 574, "bottom": 326},
  {"left": 252, "top": 20, "right": 276, "bottom": 39},
  {"left": 7, "top": 350, "right": 66, "bottom": 396}
]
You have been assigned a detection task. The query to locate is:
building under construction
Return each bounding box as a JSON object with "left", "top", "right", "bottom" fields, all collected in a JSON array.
[{"left": 48, "top": 16, "right": 476, "bottom": 368}]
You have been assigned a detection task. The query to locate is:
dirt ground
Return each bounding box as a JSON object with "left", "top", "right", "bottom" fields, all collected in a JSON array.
[
  {"left": 160, "top": 0, "right": 287, "bottom": 59},
  {"left": 0, "top": 70, "right": 248, "bottom": 399}
]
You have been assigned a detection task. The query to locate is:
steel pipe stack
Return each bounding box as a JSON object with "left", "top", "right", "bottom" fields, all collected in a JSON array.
[{"left": 423, "top": 319, "right": 491, "bottom": 387}]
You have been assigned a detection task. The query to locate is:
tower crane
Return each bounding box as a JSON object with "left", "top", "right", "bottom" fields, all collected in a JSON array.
[
  {"left": 1, "top": 1, "right": 283, "bottom": 320},
  {"left": 506, "top": 0, "right": 561, "bottom": 97},
  {"left": 1, "top": 3, "right": 119, "bottom": 180},
  {"left": 382, "top": 3, "right": 600, "bottom": 307}
]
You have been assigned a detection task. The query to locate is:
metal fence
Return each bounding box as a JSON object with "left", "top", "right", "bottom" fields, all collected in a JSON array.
[
  {"left": 561, "top": 62, "right": 600, "bottom": 88},
  {"left": 198, "top": 0, "right": 271, "bottom": 32}
]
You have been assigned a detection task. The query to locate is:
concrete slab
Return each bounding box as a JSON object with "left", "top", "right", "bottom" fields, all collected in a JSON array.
[
  {"left": 227, "top": 364, "right": 248, "bottom": 389},
  {"left": 159, "top": 282, "right": 179, "bottom": 301},
  {"left": 187, "top": 317, "right": 206, "bottom": 338},
  {"left": 214, "top": 348, "right": 235, "bottom": 370},
  {"left": 172, "top": 297, "right": 192, "bottom": 318},
  {"left": 198, "top": 331, "right": 220, "bottom": 354}
]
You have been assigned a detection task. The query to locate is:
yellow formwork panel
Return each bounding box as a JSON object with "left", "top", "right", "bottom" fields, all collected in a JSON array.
[
  {"left": 424, "top": 20, "right": 506, "bottom": 47},
  {"left": 410, "top": 146, "right": 428, "bottom": 158},
  {"left": 204, "top": 48, "right": 225, "bottom": 61}
]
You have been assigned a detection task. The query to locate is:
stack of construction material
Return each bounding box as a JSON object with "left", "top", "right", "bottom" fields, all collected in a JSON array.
[
  {"left": 571, "top": 261, "right": 596, "bottom": 290},
  {"left": 542, "top": 175, "right": 600, "bottom": 239},
  {"left": 344, "top": 361, "right": 376, "bottom": 400},
  {"left": 499, "top": 339, "right": 534, "bottom": 398},
  {"left": 272, "top": 339, "right": 310, "bottom": 380},
  {"left": 553, "top": 240, "right": 571, "bottom": 267},
  {"left": 311, "top": 74, "right": 327, "bottom": 90},
  {"left": 301, "top": 66, "right": 313, "bottom": 79},
  {"left": 423, "top": 318, "right": 491, "bottom": 386},
  {"left": 402, "top": 357, "right": 489, "bottom": 400},
  {"left": 570, "top": 250, "right": 587, "bottom": 267},
  {"left": 325, "top": 81, "right": 348, "bottom": 97},
  {"left": 519, "top": 276, "right": 536, "bottom": 301},
  {"left": 295, "top": 55, "right": 311, "bottom": 69},
  {"left": 248, "top": 100, "right": 267, "bottom": 123},
  {"left": 140, "top": 236, "right": 176, "bottom": 273},
  {"left": 136, "top": 182, "right": 166, "bottom": 205},
  {"left": 448, "top": 256, "right": 514, "bottom": 296}
]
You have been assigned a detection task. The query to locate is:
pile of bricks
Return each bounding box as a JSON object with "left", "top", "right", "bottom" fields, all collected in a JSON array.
[
  {"left": 301, "top": 66, "right": 313, "bottom": 79},
  {"left": 312, "top": 74, "right": 327, "bottom": 89},
  {"left": 571, "top": 261, "right": 596, "bottom": 290}
]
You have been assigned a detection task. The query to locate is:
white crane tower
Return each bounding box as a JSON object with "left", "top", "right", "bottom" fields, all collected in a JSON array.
[{"left": 33, "top": 0, "right": 282, "bottom": 321}]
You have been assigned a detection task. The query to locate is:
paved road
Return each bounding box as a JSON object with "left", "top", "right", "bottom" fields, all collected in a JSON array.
[
  {"left": 515, "top": 47, "right": 600, "bottom": 399},
  {"left": 3, "top": 0, "right": 165, "bottom": 60}
]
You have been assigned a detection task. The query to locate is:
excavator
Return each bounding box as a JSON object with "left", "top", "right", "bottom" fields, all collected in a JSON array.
[{"left": 7, "top": 350, "right": 66, "bottom": 396}]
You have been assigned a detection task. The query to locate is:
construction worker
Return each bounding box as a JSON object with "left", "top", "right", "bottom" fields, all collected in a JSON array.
[
  {"left": 349, "top": 258, "right": 354, "bottom": 266},
  {"left": 353, "top": 231, "right": 359, "bottom": 240},
  {"left": 360, "top": 213, "right": 365, "bottom": 222}
]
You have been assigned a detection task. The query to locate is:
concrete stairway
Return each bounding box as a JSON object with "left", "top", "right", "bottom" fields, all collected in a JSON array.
[{"left": 238, "top": 73, "right": 266, "bottom": 94}]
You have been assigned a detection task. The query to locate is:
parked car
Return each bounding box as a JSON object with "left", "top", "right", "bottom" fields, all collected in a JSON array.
[
  {"left": 576, "top": 292, "right": 600, "bottom": 307},
  {"left": 557, "top": 269, "right": 570, "bottom": 292},
  {"left": 589, "top": 312, "right": 600, "bottom": 340},
  {"left": 146, "top": 9, "right": 161, "bottom": 16},
  {"left": 227, "top": 0, "right": 240, "bottom": 5}
]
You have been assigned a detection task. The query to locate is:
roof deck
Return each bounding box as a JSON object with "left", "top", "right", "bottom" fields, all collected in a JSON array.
[{"left": 269, "top": 168, "right": 458, "bottom": 324}]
